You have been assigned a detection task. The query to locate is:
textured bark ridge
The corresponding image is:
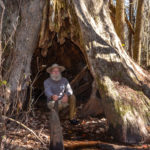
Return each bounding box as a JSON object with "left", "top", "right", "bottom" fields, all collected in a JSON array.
[
  {"left": 72, "top": 0, "right": 150, "bottom": 144},
  {"left": 49, "top": 106, "right": 64, "bottom": 150}
]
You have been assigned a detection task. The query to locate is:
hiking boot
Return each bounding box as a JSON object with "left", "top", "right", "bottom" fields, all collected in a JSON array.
[{"left": 69, "top": 119, "right": 79, "bottom": 125}]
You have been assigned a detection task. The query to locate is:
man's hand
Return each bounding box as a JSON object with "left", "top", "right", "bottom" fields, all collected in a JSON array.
[
  {"left": 62, "top": 94, "right": 68, "bottom": 103},
  {"left": 52, "top": 95, "right": 58, "bottom": 101}
]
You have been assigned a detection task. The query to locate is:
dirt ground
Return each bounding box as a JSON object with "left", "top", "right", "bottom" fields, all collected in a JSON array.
[{"left": 3, "top": 103, "right": 150, "bottom": 150}]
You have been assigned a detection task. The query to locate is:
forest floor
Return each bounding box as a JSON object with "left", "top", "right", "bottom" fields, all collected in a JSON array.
[{"left": 3, "top": 102, "right": 150, "bottom": 150}]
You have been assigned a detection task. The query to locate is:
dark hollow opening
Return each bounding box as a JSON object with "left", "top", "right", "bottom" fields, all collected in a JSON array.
[
  {"left": 30, "top": 36, "right": 93, "bottom": 108},
  {"left": 29, "top": 36, "right": 107, "bottom": 147}
]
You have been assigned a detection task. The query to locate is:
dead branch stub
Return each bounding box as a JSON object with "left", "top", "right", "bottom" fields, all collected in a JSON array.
[{"left": 49, "top": 101, "right": 64, "bottom": 150}]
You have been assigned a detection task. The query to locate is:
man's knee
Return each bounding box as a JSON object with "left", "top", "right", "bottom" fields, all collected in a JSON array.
[
  {"left": 47, "top": 101, "right": 55, "bottom": 110},
  {"left": 58, "top": 100, "right": 69, "bottom": 111},
  {"left": 69, "top": 94, "right": 76, "bottom": 102}
]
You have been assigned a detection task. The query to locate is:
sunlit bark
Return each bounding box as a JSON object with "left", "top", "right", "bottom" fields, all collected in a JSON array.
[
  {"left": 115, "top": 0, "right": 125, "bottom": 44},
  {"left": 133, "top": 0, "right": 145, "bottom": 65}
]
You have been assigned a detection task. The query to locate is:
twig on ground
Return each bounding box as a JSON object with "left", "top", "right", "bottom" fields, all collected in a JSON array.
[{"left": 2, "top": 115, "right": 46, "bottom": 145}]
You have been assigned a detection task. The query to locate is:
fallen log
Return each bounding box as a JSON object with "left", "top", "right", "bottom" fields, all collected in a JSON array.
[{"left": 64, "top": 140, "right": 150, "bottom": 150}]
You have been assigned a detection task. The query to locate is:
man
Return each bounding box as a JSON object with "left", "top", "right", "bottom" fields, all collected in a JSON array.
[{"left": 44, "top": 64, "right": 79, "bottom": 125}]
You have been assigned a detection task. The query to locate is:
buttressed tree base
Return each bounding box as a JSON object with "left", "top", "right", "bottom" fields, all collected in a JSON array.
[{"left": 1, "top": 0, "right": 150, "bottom": 144}]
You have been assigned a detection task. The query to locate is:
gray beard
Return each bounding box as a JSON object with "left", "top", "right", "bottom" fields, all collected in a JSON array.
[{"left": 50, "top": 74, "right": 62, "bottom": 81}]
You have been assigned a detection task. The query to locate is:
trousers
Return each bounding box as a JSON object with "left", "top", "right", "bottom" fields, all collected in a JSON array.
[{"left": 47, "top": 94, "right": 76, "bottom": 120}]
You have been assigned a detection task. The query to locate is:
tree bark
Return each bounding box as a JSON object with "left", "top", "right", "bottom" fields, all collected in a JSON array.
[
  {"left": 133, "top": 0, "right": 145, "bottom": 65},
  {"left": 115, "top": 0, "right": 125, "bottom": 44},
  {"left": 128, "top": 0, "right": 134, "bottom": 57},
  {"left": 0, "top": 1, "right": 5, "bottom": 149},
  {"left": 72, "top": 0, "right": 150, "bottom": 144},
  {"left": 3, "top": 0, "right": 45, "bottom": 113},
  {"left": 109, "top": 0, "right": 113, "bottom": 5},
  {"left": 49, "top": 103, "right": 64, "bottom": 150},
  {"left": 143, "top": 0, "right": 150, "bottom": 67},
  {"left": 82, "top": 81, "right": 103, "bottom": 117},
  {"left": 0, "top": 0, "right": 5, "bottom": 72},
  {"left": 0, "top": 97, "right": 5, "bottom": 150}
]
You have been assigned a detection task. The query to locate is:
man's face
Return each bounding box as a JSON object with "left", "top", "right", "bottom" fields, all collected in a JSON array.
[{"left": 50, "top": 67, "right": 62, "bottom": 81}]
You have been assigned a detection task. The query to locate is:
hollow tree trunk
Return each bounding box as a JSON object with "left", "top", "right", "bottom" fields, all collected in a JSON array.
[
  {"left": 72, "top": 0, "right": 150, "bottom": 144},
  {"left": 2, "top": 0, "right": 150, "bottom": 145},
  {"left": 3, "top": 0, "right": 45, "bottom": 112},
  {"left": 133, "top": 0, "right": 144, "bottom": 65},
  {"left": 37, "top": 0, "right": 150, "bottom": 144}
]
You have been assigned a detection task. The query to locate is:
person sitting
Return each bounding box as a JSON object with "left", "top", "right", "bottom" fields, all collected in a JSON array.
[{"left": 44, "top": 63, "right": 79, "bottom": 125}]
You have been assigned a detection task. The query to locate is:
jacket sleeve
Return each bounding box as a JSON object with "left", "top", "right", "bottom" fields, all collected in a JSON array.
[
  {"left": 64, "top": 79, "right": 73, "bottom": 96},
  {"left": 44, "top": 80, "right": 53, "bottom": 100}
]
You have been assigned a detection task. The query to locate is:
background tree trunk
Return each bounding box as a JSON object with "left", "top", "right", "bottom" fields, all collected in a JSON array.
[
  {"left": 128, "top": 0, "right": 134, "bottom": 57},
  {"left": 142, "top": 0, "right": 150, "bottom": 67},
  {"left": 133, "top": 0, "right": 144, "bottom": 65},
  {"left": 3, "top": 0, "right": 45, "bottom": 113},
  {"left": 115, "top": 0, "right": 125, "bottom": 44},
  {"left": 73, "top": 0, "right": 150, "bottom": 144},
  {"left": 109, "top": 0, "right": 113, "bottom": 5}
]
